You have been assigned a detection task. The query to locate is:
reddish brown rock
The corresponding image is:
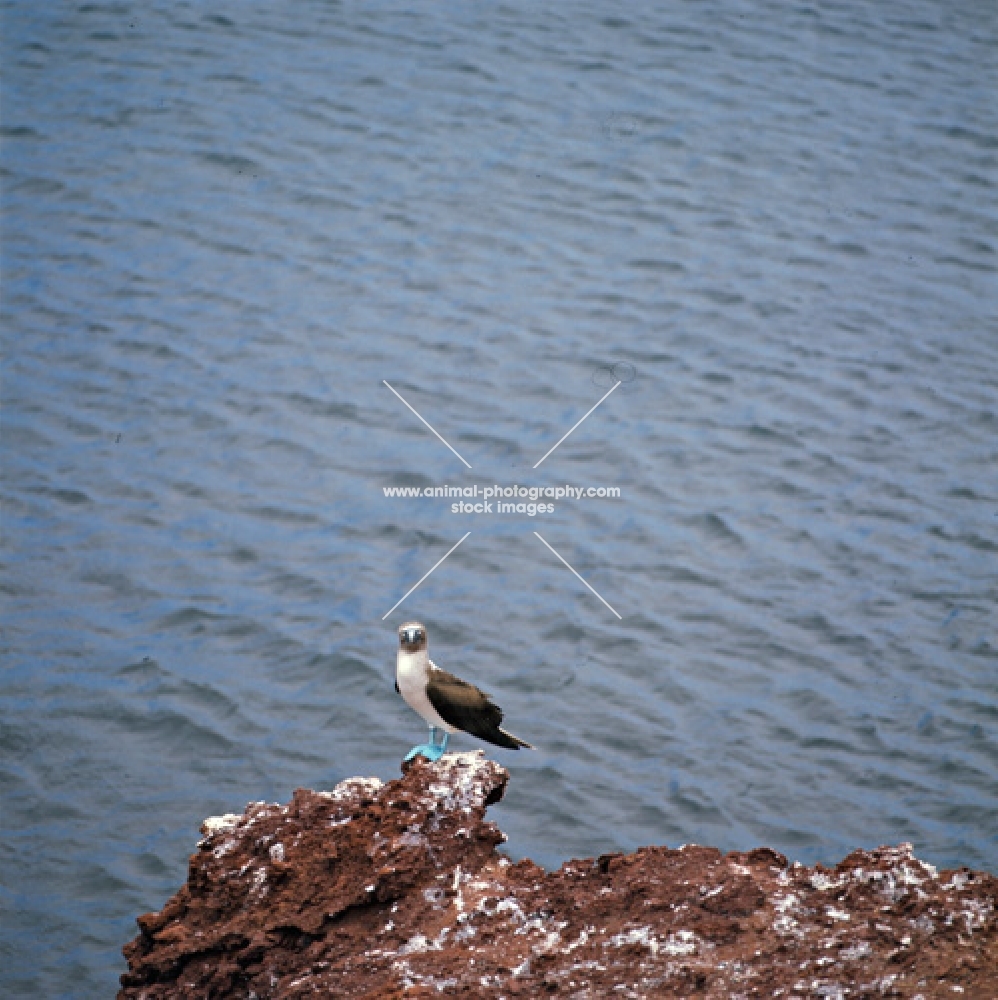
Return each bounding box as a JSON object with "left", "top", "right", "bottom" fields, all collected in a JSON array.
[{"left": 120, "top": 752, "right": 997, "bottom": 999}]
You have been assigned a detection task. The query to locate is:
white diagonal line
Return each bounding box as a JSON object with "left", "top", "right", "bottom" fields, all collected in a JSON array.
[
  {"left": 532, "top": 381, "right": 621, "bottom": 469},
  {"left": 383, "top": 380, "right": 472, "bottom": 469},
  {"left": 533, "top": 531, "right": 621, "bottom": 619},
  {"left": 382, "top": 532, "right": 471, "bottom": 620}
]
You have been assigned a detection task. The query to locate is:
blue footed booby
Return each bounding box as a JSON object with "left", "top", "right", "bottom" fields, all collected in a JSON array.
[{"left": 395, "top": 621, "right": 532, "bottom": 762}]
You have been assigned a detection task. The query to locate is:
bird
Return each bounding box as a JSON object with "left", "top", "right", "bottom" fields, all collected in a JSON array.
[{"left": 395, "top": 620, "right": 532, "bottom": 762}]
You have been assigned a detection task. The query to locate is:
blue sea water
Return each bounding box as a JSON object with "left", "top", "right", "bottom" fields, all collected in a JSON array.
[{"left": 1, "top": 2, "right": 996, "bottom": 995}]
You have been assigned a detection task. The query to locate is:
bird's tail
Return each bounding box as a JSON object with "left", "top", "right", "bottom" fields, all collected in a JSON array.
[{"left": 490, "top": 727, "right": 533, "bottom": 750}]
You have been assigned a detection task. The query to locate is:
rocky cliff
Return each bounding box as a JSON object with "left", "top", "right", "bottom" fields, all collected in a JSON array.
[{"left": 120, "top": 752, "right": 996, "bottom": 998}]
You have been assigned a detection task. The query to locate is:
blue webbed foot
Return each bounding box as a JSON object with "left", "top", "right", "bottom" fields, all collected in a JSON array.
[
  {"left": 405, "top": 742, "right": 445, "bottom": 762},
  {"left": 404, "top": 727, "right": 449, "bottom": 762}
]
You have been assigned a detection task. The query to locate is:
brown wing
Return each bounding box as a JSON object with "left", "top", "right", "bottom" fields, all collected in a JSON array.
[{"left": 425, "top": 667, "right": 503, "bottom": 737}]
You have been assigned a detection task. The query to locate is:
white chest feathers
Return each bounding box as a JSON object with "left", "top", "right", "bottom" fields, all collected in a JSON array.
[{"left": 396, "top": 651, "right": 454, "bottom": 732}]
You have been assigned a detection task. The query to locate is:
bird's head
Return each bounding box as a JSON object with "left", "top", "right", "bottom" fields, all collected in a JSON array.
[{"left": 398, "top": 621, "right": 427, "bottom": 653}]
